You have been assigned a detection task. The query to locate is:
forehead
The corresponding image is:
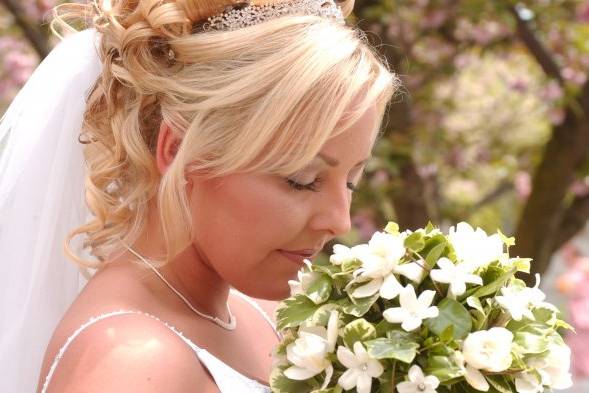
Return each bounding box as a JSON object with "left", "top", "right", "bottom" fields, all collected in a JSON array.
[{"left": 318, "top": 103, "right": 379, "bottom": 165}]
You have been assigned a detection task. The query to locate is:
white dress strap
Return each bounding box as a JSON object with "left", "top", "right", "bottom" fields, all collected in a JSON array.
[
  {"left": 41, "top": 310, "right": 272, "bottom": 393},
  {"left": 230, "top": 289, "right": 282, "bottom": 340}
]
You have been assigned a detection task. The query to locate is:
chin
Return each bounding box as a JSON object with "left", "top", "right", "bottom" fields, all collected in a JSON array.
[{"left": 234, "top": 282, "right": 291, "bottom": 301}]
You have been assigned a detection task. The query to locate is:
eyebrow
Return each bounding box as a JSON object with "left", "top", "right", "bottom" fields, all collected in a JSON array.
[{"left": 317, "top": 152, "right": 370, "bottom": 168}]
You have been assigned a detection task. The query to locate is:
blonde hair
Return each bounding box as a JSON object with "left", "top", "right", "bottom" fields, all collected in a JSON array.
[{"left": 53, "top": 0, "right": 400, "bottom": 267}]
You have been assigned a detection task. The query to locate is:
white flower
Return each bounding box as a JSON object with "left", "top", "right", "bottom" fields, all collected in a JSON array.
[
  {"left": 383, "top": 285, "right": 439, "bottom": 332},
  {"left": 396, "top": 259, "right": 428, "bottom": 284},
  {"left": 330, "top": 244, "right": 366, "bottom": 265},
  {"left": 350, "top": 232, "right": 407, "bottom": 300},
  {"left": 495, "top": 274, "right": 559, "bottom": 321},
  {"left": 336, "top": 342, "right": 384, "bottom": 393},
  {"left": 515, "top": 372, "right": 543, "bottom": 393},
  {"left": 430, "top": 257, "right": 483, "bottom": 298},
  {"left": 453, "top": 350, "right": 490, "bottom": 391},
  {"left": 462, "top": 328, "right": 513, "bottom": 372},
  {"left": 288, "top": 260, "right": 321, "bottom": 298},
  {"left": 284, "top": 310, "right": 339, "bottom": 387},
  {"left": 527, "top": 343, "right": 573, "bottom": 389},
  {"left": 448, "top": 222, "right": 503, "bottom": 270},
  {"left": 396, "top": 365, "right": 440, "bottom": 393}
]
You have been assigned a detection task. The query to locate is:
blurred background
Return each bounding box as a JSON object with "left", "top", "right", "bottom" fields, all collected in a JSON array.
[{"left": 1, "top": 0, "right": 588, "bottom": 391}]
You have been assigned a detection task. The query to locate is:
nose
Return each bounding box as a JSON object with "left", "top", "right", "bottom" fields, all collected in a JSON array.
[{"left": 308, "top": 181, "right": 353, "bottom": 238}]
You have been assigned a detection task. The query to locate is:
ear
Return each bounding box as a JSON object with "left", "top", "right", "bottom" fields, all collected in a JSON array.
[{"left": 156, "top": 122, "right": 181, "bottom": 174}]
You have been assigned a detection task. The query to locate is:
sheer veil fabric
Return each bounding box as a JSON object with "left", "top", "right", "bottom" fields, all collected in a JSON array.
[{"left": 0, "top": 29, "right": 101, "bottom": 392}]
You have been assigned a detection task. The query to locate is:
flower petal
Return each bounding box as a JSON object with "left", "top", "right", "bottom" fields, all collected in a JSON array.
[
  {"left": 402, "top": 316, "right": 422, "bottom": 332},
  {"left": 337, "top": 345, "right": 361, "bottom": 369},
  {"left": 352, "top": 278, "right": 383, "bottom": 298},
  {"left": 356, "top": 372, "right": 373, "bottom": 393},
  {"left": 465, "top": 365, "right": 489, "bottom": 391},
  {"left": 399, "top": 284, "right": 419, "bottom": 310},
  {"left": 383, "top": 307, "right": 407, "bottom": 323},
  {"left": 418, "top": 289, "right": 436, "bottom": 308},
  {"left": 367, "top": 359, "right": 384, "bottom": 378},
  {"left": 396, "top": 380, "right": 418, "bottom": 393},
  {"left": 380, "top": 274, "right": 403, "bottom": 299},
  {"left": 338, "top": 369, "right": 359, "bottom": 390},
  {"left": 321, "top": 364, "right": 333, "bottom": 390},
  {"left": 408, "top": 365, "right": 425, "bottom": 383},
  {"left": 284, "top": 365, "right": 321, "bottom": 380}
]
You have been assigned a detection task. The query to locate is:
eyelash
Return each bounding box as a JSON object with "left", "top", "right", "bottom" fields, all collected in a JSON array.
[{"left": 286, "top": 177, "right": 358, "bottom": 192}]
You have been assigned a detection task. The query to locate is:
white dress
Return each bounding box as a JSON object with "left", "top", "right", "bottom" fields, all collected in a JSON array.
[{"left": 40, "top": 296, "right": 278, "bottom": 393}]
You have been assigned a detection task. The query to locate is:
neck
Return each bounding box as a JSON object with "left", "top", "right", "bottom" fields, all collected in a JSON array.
[{"left": 112, "top": 204, "right": 232, "bottom": 324}]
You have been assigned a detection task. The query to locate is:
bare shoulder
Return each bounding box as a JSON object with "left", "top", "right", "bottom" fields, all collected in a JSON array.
[{"left": 42, "top": 312, "right": 217, "bottom": 393}]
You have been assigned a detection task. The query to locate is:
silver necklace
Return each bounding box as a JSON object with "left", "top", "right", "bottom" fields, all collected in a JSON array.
[{"left": 122, "top": 243, "right": 237, "bottom": 331}]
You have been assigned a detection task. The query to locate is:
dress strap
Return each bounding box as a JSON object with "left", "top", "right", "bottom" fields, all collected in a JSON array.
[
  {"left": 40, "top": 310, "right": 196, "bottom": 393},
  {"left": 230, "top": 289, "right": 282, "bottom": 340}
]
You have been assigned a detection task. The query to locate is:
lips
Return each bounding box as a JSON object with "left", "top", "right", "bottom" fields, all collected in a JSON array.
[{"left": 278, "top": 249, "right": 318, "bottom": 265}]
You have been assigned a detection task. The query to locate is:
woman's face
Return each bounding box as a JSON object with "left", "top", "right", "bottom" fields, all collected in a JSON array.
[{"left": 187, "top": 103, "right": 379, "bottom": 299}]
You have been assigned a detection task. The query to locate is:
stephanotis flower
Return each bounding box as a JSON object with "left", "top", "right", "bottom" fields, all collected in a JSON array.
[
  {"left": 453, "top": 350, "right": 491, "bottom": 392},
  {"left": 448, "top": 222, "right": 503, "bottom": 270},
  {"left": 336, "top": 342, "right": 384, "bottom": 393},
  {"left": 348, "top": 232, "right": 411, "bottom": 299},
  {"left": 284, "top": 311, "right": 339, "bottom": 388},
  {"left": 495, "top": 274, "right": 558, "bottom": 321},
  {"left": 396, "top": 365, "right": 439, "bottom": 393},
  {"left": 330, "top": 244, "right": 367, "bottom": 265},
  {"left": 430, "top": 257, "right": 483, "bottom": 298},
  {"left": 383, "top": 285, "right": 439, "bottom": 332},
  {"left": 463, "top": 327, "right": 513, "bottom": 370}
]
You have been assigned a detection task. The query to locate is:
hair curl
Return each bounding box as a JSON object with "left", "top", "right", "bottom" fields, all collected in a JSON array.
[{"left": 52, "top": 0, "right": 400, "bottom": 267}]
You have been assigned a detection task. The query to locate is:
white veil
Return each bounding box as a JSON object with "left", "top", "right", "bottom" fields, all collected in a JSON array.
[{"left": 0, "top": 29, "right": 101, "bottom": 392}]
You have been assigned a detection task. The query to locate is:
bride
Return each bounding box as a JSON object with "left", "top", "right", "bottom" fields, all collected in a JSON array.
[{"left": 0, "top": 0, "right": 398, "bottom": 391}]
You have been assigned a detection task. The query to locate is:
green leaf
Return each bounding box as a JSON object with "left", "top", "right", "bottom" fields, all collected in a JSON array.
[
  {"left": 497, "top": 229, "right": 515, "bottom": 247},
  {"left": 440, "top": 324, "right": 455, "bottom": 342},
  {"left": 426, "top": 354, "right": 464, "bottom": 382},
  {"left": 276, "top": 295, "right": 319, "bottom": 330},
  {"left": 384, "top": 222, "right": 399, "bottom": 235},
  {"left": 364, "top": 337, "right": 419, "bottom": 363},
  {"left": 405, "top": 232, "right": 425, "bottom": 252},
  {"left": 510, "top": 258, "right": 531, "bottom": 273},
  {"left": 513, "top": 331, "right": 549, "bottom": 354},
  {"left": 310, "top": 303, "right": 339, "bottom": 326},
  {"left": 425, "top": 221, "right": 436, "bottom": 234},
  {"left": 486, "top": 375, "right": 513, "bottom": 393},
  {"left": 342, "top": 318, "right": 377, "bottom": 347},
  {"left": 466, "top": 296, "right": 484, "bottom": 313},
  {"left": 270, "top": 367, "right": 312, "bottom": 393},
  {"left": 424, "top": 241, "right": 447, "bottom": 270},
  {"left": 341, "top": 259, "right": 362, "bottom": 272},
  {"left": 469, "top": 267, "right": 516, "bottom": 299},
  {"left": 342, "top": 293, "right": 379, "bottom": 317},
  {"left": 306, "top": 274, "right": 332, "bottom": 304},
  {"left": 425, "top": 298, "right": 472, "bottom": 340}
]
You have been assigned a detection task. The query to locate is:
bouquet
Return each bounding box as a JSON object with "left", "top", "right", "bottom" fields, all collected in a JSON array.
[{"left": 270, "top": 222, "right": 574, "bottom": 393}]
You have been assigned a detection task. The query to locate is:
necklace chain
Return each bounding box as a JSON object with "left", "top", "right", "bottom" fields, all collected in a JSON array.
[{"left": 122, "top": 243, "right": 237, "bottom": 331}]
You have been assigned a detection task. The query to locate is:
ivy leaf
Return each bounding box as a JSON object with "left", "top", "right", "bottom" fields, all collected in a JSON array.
[
  {"left": 425, "top": 298, "right": 472, "bottom": 340},
  {"left": 384, "top": 222, "right": 400, "bottom": 235},
  {"left": 426, "top": 354, "right": 463, "bottom": 382},
  {"left": 405, "top": 232, "right": 425, "bottom": 252},
  {"left": 468, "top": 267, "right": 516, "bottom": 299},
  {"left": 342, "top": 318, "right": 377, "bottom": 347},
  {"left": 365, "top": 337, "right": 419, "bottom": 363},
  {"left": 486, "top": 375, "right": 513, "bottom": 393},
  {"left": 270, "top": 367, "right": 312, "bottom": 393},
  {"left": 513, "top": 331, "right": 549, "bottom": 355},
  {"left": 276, "top": 295, "right": 319, "bottom": 330},
  {"left": 424, "top": 241, "right": 447, "bottom": 270},
  {"left": 342, "top": 293, "right": 379, "bottom": 317},
  {"left": 306, "top": 274, "right": 332, "bottom": 304}
]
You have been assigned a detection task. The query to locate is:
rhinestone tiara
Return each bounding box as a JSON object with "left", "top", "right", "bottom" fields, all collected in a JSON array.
[{"left": 203, "top": 0, "right": 345, "bottom": 31}]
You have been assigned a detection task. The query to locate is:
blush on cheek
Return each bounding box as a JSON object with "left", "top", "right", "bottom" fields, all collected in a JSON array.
[{"left": 188, "top": 173, "right": 307, "bottom": 287}]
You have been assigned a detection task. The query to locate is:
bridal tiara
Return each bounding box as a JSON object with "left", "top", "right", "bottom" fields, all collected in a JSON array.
[{"left": 203, "top": 0, "right": 346, "bottom": 31}]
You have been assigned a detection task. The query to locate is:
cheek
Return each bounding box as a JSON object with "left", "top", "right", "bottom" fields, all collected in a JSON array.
[{"left": 189, "top": 175, "right": 306, "bottom": 270}]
